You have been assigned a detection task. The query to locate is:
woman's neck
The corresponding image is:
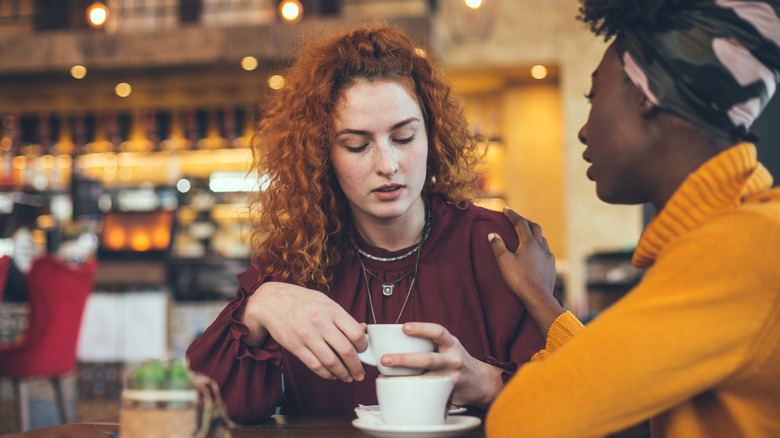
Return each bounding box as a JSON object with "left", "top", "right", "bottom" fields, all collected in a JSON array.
[{"left": 352, "top": 198, "right": 427, "bottom": 251}]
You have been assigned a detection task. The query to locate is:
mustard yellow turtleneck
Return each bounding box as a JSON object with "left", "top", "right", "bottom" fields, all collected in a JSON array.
[{"left": 486, "top": 143, "right": 780, "bottom": 438}]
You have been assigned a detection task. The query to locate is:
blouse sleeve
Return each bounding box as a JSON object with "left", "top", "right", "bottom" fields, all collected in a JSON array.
[
  {"left": 469, "top": 212, "right": 549, "bottom": 381},
  {"left": 185, "top": 264, "right": 285, "bottom": 424}
]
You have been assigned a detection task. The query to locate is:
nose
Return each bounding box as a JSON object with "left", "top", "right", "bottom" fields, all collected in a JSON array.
[
  {"left": 375, "top": 143, "right": 399, "bottom": 177},
  {"left": 578, "top": 124, "right": 588, "bottom": 145}
]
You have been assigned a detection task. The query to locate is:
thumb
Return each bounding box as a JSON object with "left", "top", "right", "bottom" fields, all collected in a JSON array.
[{"left": 487, "top": 233, "right": 508, "bottom": 260}]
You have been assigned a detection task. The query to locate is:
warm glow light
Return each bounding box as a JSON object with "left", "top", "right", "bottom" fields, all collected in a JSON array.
[
  {"left": 241, "top": 56, "right": 258, "bottom": 71},
  {"left": 71, "top": 65, "right": 87, "bottom": 79},
  {"left": 131, "top": 232, "right": 151, "bottom": 252},
  {"left": 115, "top": 82, "right": 132, "bottom": 97},
  {"left": 268, "top": 74, "right": 285, "bottom": 90},
  {"left": 107, "top": 229, "right": 125, "bottom": 250},
  {"left": 36, "top": 214, "right": 56, "bottom": 229},
  {"left": 12, "top": 155, "right": 26, "bottom": 170},
  {"left": 279, "top": 0, "right": 302, "bottom": 22},
  {"left": 530, "top": 64, "right": 548, "bottom": 80},
  {"left": 465, "top": 0, "right": 482, "bottom": 9},
  {"left": 39, "top": 155, "right": 55, "bottom": 169},
  {"left": 87, "top": 2, "right": 109, "bottom": 28},
  {"left": 152, "top": 228, "right": 170, "bottom": 249},
  {"left": 414, "top": 48, "right": 427, "bottom": 58}
]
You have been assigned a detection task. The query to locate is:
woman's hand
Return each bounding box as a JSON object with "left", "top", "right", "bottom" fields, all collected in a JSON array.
[
  {"left": 240, "top": 281, "right": 368, "bottom": 383},
  {"left": 488, "top": 206, "right": 563, "bottom": 336},
  {"left": 378, "top": 323, "right": 504, "bottom": 409}
]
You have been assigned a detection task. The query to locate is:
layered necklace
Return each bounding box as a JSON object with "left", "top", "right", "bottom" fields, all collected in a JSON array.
[{"left": 354, "top": 208, "right": 432, "bottom": 324}]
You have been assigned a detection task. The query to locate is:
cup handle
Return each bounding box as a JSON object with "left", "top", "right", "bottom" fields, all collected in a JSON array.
[{"left": 357, "top": 333, "right": 377, "bottom": 366}]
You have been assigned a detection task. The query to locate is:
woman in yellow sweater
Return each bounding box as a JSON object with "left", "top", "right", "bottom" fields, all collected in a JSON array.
[{"left": 485, "top": 0, "right": 780, "bottom": 437}]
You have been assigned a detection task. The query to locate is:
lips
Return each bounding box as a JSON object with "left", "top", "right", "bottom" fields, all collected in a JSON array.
[
  {"left": 372, "top": 184, "right": 404, "bottom": 200},
  {"left": 582, "top": 151, "right": 592, "bottom": 163},
  {"left": 582, "top": 153, "right": 595, "bottom": 181}
]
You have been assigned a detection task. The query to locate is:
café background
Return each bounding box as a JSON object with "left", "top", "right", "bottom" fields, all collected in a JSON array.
[{"left": 1, "top": 0, "right": 778, "bottom": 432}]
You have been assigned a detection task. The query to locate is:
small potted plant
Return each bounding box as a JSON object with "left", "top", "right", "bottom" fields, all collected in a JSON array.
[{"left": 120, "top": 360, "right": 199, "bottom": 438}]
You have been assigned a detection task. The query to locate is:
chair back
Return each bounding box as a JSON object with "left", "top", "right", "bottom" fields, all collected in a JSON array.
[
  {"left": 0, "top": 255, "right": 10, "bottom": 305},
  {"left": 0, "top": 254, "right": 97, "bottom": 378}
]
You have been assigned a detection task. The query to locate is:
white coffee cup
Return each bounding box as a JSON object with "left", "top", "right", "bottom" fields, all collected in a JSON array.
[
  {"left": 376, "top": 375, "right": 454, "bottom": 426},
  {"left": 357, "top": 324, "right": 434, "bottom": 376}
]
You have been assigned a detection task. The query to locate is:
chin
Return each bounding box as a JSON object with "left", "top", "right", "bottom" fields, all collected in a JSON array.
[
  {"left": 595, "top": 185, "right": 620, "bottom": 204},
  {"left": 596, "top": 190, "right": 645, "bottom": 206},
  {"left": 367, "top": 204, "right": 406, "bottom": 219}
]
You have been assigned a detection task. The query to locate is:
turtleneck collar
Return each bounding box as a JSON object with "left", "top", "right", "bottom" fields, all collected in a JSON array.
[{"left": 632, "top": 143, "right": 774, "bottom": 269}]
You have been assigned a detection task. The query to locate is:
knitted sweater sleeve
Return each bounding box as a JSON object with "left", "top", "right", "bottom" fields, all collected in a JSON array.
[
  {"left": 485, "top": 209, "right": 780, "bottom": 438},
  {"left": 530, "top": 311, "right": 584, "bottom": 361}
]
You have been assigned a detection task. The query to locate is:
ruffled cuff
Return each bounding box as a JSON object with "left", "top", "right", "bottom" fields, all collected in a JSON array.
[{"left": 227, "top": 287, "right": 284, "bottom": 366}]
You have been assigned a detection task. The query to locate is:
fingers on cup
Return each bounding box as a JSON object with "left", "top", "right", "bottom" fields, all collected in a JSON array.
[{"left": 381, "top": 351, "right": 437, "bottom": 371}]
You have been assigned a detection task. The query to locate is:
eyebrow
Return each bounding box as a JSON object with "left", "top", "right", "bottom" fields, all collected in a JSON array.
[{"left": 335, "top": 117, "right": 420, "bottom": 137}]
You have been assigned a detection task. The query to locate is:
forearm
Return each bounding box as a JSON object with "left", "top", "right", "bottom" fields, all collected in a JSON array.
[{"left": 523, "top": 292, "right": 565, "bottom": 339}]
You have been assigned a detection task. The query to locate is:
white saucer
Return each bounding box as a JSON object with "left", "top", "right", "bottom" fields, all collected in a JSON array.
[{"left": 352, "top": 415, "right": 481, "bottom": 438}]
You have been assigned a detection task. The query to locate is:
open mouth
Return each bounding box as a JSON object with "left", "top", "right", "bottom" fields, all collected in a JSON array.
[{"left": 374, "top": 185, "right": 402, "bottom": 192}]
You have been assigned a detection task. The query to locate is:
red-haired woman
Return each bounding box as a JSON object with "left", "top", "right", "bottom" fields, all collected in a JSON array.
[{"left": 186, "top": 25, "right": 546, "bottom": 423}]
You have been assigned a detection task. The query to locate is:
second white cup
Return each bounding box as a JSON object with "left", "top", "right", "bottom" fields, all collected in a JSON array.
[
  {"left": 357, "top": 324, "right": 434, "bottom": 376},
  {"left": 376, "top": 375, "right": 454, "bottom": 426}
]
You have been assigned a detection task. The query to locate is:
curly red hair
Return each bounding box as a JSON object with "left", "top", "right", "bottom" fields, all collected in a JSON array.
[{"left": 248, "top": 24, "right": 484, "bottom": 286}]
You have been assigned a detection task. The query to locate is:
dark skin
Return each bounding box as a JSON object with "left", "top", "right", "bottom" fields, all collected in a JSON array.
[{"left": 489, "top": 41, "right": 733, "bottom": 337}]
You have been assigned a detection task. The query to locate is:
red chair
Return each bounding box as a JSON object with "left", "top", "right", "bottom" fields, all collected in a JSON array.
[
  {"left": 0, "top": 254, "right": 97, "bottom": 432},
  {"left": 0, "top": 255, "right": 10, "bottom": 306}
]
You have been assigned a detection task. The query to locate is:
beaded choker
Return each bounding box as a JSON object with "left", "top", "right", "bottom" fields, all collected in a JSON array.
[{"left": 352, "top": 207, "right": 432, "bottom": 263}]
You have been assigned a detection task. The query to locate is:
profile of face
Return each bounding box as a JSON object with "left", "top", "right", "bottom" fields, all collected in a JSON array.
[
  {"left": 578, "top": 42, "right": 658, "bottom": 205},
  {"left": 329, "top": 79, "right": 429, "bottom": 225}
]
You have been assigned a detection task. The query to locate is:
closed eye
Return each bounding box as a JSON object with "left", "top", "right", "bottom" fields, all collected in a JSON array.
[
  {"left": 394, "top": 136, "right": 414, "bottom": 144},
  {"left": 584, "top": 92, "right": 594, "bottom": 102},
  {"left": 346, "top": 144, "right": 369, "bottom": 153}
]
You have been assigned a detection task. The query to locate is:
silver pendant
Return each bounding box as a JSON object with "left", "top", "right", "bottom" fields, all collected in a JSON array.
[{"left": 382, "top": 284, "right": 394, "bottom": 296}]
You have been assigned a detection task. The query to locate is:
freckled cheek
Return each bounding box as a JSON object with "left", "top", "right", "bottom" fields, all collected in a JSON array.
[{"left": 405, "top": 148, "right": 428, "bottom": 178}]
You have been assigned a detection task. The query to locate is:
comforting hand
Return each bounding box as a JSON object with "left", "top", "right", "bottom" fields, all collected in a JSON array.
[
  {"left": 240, "top": 281, "right": 368, "bottom": 383},
  {"left": 488, "top": 207, "right": 563, "bottom": 336},
  {"left": 378, "top": 322, "right": 504, "bottom": 409}
]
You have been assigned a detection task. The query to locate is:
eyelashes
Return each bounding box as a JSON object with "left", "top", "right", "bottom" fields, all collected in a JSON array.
[
  {"left": 346, "top": 144, "right": 368, "bottom": 153},
  {"left": 344, "top": 136, "right": 415, "bottom": 152}
]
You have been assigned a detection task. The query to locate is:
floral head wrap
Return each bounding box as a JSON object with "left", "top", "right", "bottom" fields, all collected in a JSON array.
[{"left": 615, "top": 0, "right": 780, "bottom": 141}]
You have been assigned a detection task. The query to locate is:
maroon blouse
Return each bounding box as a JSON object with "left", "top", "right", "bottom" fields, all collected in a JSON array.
[{"left": 186, "top": 196, "right": 545, "bottom": 423}]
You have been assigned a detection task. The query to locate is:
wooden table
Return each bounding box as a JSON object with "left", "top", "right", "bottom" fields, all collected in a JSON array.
[{"left": 8, "top": 415, "right": 486, "bottom": 437}]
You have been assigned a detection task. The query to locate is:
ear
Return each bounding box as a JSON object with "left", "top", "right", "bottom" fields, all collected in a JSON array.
[{"left": 636, "top": 88, "right": 660, "bottom": 119}]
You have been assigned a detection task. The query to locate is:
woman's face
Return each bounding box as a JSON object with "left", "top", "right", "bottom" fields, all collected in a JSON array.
[
  {"left": 578, "top": 43, "right": 657, "bottom": 205},
  {"left": 329, "top": 79, "right": 429, "bottom": 225}
]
